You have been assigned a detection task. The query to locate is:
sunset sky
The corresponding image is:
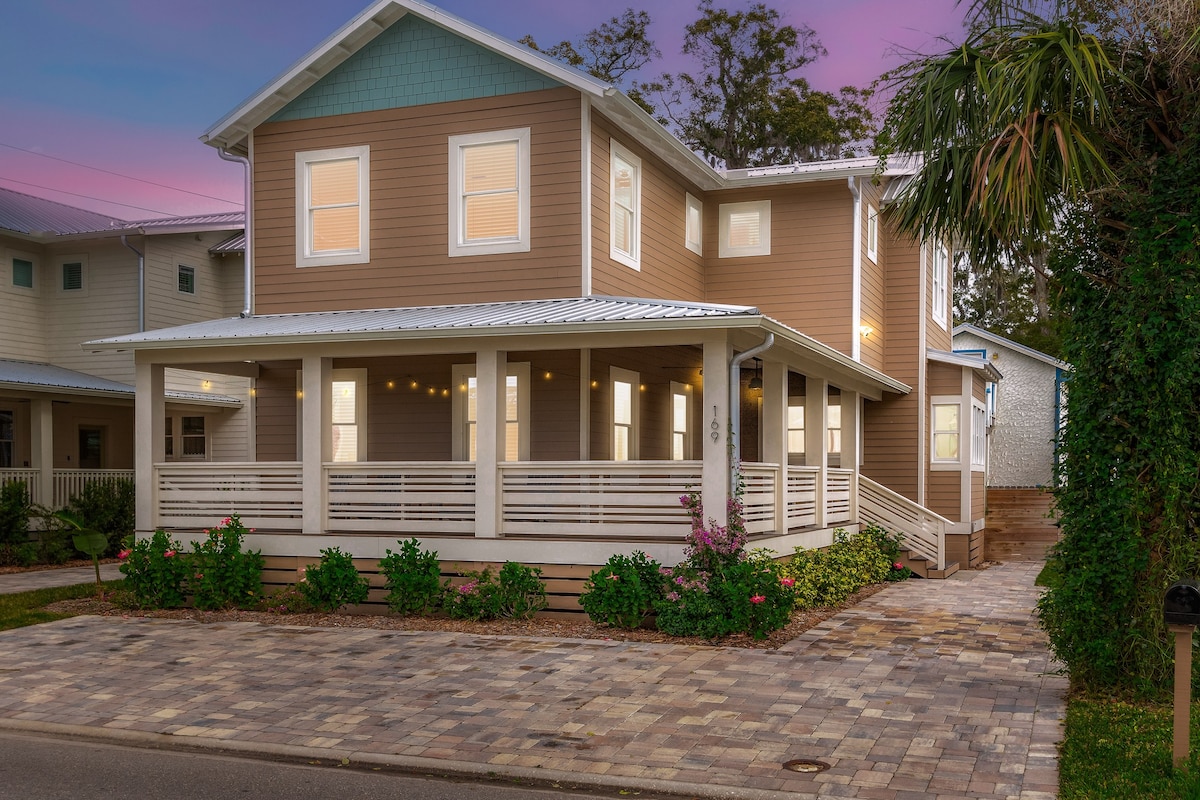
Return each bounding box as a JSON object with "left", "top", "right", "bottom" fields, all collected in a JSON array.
[{"left": 0, "top": 0, "right": 966, "bottom": 219}]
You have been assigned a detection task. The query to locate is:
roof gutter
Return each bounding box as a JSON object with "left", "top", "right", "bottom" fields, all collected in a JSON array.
[
  {"left": 729, "top": 333, "right": 774, "bottom": 492},
  {"left": 218, "top": 148, "right": 253, "bottom": 317},
  {"left": 119, "top": 235, "right": 145, "bottom": 332}
]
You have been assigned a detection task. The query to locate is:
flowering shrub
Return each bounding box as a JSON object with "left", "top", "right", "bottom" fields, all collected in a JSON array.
[
  {"left": 446, "top": 562, "right": 548, "bottom": 621},
  {"left": 379, "top": 538, "right": 443, "bottom": 616},
  {"left": 298, "top": 547, "right": 370, "bottom": 612},
  {"left": 119, "top": 529, "right": 189, "bottom": 608},
  {"left": 189, "top": 515, "right": 264, "bottom": 610},
  {"left": 782, "top": 526, "right": 907, "bottom": 607},
  {"left": 579, "top": 551, "right": 664, "bottom": 629},
  {"left": 680, "top": 491, "right": 746, "bottom": 573}
]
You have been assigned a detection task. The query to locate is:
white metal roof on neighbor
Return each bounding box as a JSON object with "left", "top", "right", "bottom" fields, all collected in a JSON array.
[
  {"left": 0, "top": 359, "right": 241, "bottom": 406},
  {"left": 952, "top": 324, "right": 1071, "bottom": 371},
  {"left": 0, "top": 186, "right": 125, "bottom": 236},
  {"left": 210, "top": 232, "right": 246, "bottom": 254}
]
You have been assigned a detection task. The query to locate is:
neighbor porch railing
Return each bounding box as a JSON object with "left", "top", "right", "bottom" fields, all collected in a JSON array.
[
  {"left": 0, "top": 469, "right": 40, "bottom": 505},
  {"left": 53, "top": 469, "right": 135, "bottom": 508},
  {"left": 858, "top": 475, "right": 949, "bottom": 570}
]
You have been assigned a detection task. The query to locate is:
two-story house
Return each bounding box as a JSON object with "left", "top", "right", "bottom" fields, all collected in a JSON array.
[
  {"left": 90, "top": 0, "right": 997, "bottom": 597},
  {"left": 0, "top": 186, "right": 251, "bottom": 509}
]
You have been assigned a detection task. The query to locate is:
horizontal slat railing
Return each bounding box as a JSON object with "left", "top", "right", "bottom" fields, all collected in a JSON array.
[
  {"left": 0, "top": 469, "right": 40, "bottom": 506},
  {"left": 156, "top": 463, "right": 303, "bottom": 530},
  {"left": 825, "top": 468, "right": 853, "bottom": 524},
  {"left": 326, "top": 463, "right": 475, "bottom": 534},
  {"left": 500, "top": 461, "right": 699, "bottom": 538},
  {"left": 858, "top": 475, "right": 949, "bottom": 569},
  {"left": 740, "top": 463, "right": 778, "bottom": 534},
  {"left": 53, "top": 469, "right": 135, "bottom": 508},
  {"left": 786, "top": 466, "right": 819, "bottom": 529}
]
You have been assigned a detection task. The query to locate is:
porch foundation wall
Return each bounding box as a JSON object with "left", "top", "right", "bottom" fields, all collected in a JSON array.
[{"left": 945, "top": 529, "right": 986, "bottom": 569}]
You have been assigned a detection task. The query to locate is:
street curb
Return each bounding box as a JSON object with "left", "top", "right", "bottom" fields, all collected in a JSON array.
[{"left": 0, "top": 718, "right": 812, "bottom": 800}]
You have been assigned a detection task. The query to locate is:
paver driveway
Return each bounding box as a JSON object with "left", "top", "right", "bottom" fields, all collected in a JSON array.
[{"left": 0, "top": 561, "right": 1063, "bottom": 799}]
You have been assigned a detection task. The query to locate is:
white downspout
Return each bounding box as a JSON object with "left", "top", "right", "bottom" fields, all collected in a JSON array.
[
  {"left": 728, "top": 333, "right": 774, "bottom": 491},
  {"left": 218, "top": 148, "right": 253, "bottom": 317},
  {"left": 848, "top": 176, "right": 863, "bottom": 361},
  {"left": 120, "top": 235, "right": 144, "bottom": 332}
]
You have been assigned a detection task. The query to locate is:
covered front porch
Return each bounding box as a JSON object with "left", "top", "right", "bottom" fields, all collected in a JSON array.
[{"left": 95, "top": 297, "right": 947, "bottom": 570}]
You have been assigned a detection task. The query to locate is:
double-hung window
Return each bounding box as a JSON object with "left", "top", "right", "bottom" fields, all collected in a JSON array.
[
  {"left": 296, "top": 146, "right": 370, "bottom": 268},
  {"left": 449, "top": 128, "right": 530, "bottom": 257},
  {"left": 611, "top": 367, "right": 640, "bottom": 460},
  {"left": 787, "top": 403, "right": 805, "bottom": 462},
  {"left": 684, "top": 193, "right": 703, "bottom": 255},
  {"left": 610, "top": 141, "right": 641, "bottom": 268},
  {"left": 931, "top": 399, "right": 960, "bottom": 465},
  {"left": 932, "top": 243, "right": 949, "bottom": 327},
  {"left": 670, "top": 382, "right": 692, "bottom": 460},
  {"left": 971, "top": 400, "right": 988, "bottom": 470},
  {"left": 866, "top": 204, "right": 878, "bottom": 262},
  {"left": 453, "top": 363, "right": 530, "bottom": 461}
]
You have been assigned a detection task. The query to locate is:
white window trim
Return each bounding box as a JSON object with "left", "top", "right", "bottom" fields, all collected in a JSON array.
[
  {"left": 9, "top": 251, "right": 38, "bottom": 294},
  {"left": 611, "top": 366, "right": 640, "bottom": 461},
  {"left": 932, "top": 243, "right": 949, "bottom": 327},
  {"left": 295, "top": 145, "right": 371, "bottom": 268},
  {"left": 294, "top": 368, "right": 368, "bottom": 461},
  {"left": 448, "top": 128, "right": 531, "bottom": 257},
  {"left": 865, "top": 204, "right": 878, "bottom": 263},
  {"left": 685, "top": 193, "right": 703, "bottom": 256},
  {"left": 930, "top": 395, "right": 962, "bottom": 470},
  {"left": 719, "top": 200, "right": 771, "bottom": 258},
  {"left": 787, "top": 399, "right": 805, "bottom": 459},
  {"left": 452, "top": 362, "right": 530, "bottom": 461},
  {"left": 609, "top": 140, "right": 641, "bottom": 269},
  {"left": 669, "top": 381, "right": 692, "bottom": 460},
  {"left": 971, "top": 398, "right": 988, "bottom": 471},
  {"left": 58, "top": 254, "right": 87, "bottom": 295}
]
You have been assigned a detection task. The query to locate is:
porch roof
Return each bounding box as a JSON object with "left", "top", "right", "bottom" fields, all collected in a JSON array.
[
  {"left": 85, "top": 296, "right": 910, "bottom": 397},
  {"left": 0, "top": 359, "right": 242, "bottom": 407}
]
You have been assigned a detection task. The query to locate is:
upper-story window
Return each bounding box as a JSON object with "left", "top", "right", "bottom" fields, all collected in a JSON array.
[
  {"left": 719, "top": 200, "right": 771, "bottom": 258},
  {"left": 931, "top": 399, "right": 960, "bottom": 464},
  {"left": 178, "top": 265, "right": 196, "bottom": 295},
  {"left": 295, "top": 145, "right": 371, "bottom": 268},
  {"left": 971, "top": 399, "right": 988, "bottom": 470},
  {"left": 866, "top": 204, "right": 878, "bottom": 263},
  {"left": 11, "top": 256, "right": 34, "bottom": 290},
  {"left": 61, "top": 259, "right": 85, "bottom": 292},
  {"left": 932, "top": 243, "right": 949, "bottom": 327},
  {"left": 449, "top": 128, "right": 530, "bottom": 257},
  {"left": 610, "top": 141, "right": 641, "bottom": 269},
  {"left": 684, "top": 193, "right": 703, "bottom": 255}
]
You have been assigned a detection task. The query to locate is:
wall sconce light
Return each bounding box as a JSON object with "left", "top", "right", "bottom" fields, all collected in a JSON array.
[
  {"left": 747, "top": 358, "right": 763, "bottom": 391},
  {"left": 201, "top": 379, "right": 212, "bottom": 390},
  {"left": 859, "top": 325, "right": 874, "bottom": 338}
]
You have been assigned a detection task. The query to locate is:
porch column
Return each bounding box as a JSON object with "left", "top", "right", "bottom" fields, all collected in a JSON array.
[
  {"left": 805, "top": 378, "right": 828, "bottom": 528},
  {"left": 701, "top": 336, "right": 731, "bottom": 527},
  {"left": 30, "top": 399, "right": 53, "bottom": 508},
  {"left": 475, "top": 349, "right": 506, "bottom": 538},
  {"left": 841, "top": 390, "right": 861, "bottom": 521},
  {"left": 762, "top": 361, "right": 788, "bottom": 534},
  {"left": 135, "top": 362, "right": 165, "bottom": 535},
  {"left": 301, "top": 356, "right": 331, "bottom": 535}
]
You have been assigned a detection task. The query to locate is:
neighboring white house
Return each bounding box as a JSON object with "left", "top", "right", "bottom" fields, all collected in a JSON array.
[{"left": 953, "top": 324, "right": 1069, "bottom": 489}]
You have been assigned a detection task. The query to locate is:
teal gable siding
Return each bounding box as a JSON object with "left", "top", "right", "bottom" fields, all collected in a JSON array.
[{"left": 269, "top": 15, "right": 563, "bottom": 122}]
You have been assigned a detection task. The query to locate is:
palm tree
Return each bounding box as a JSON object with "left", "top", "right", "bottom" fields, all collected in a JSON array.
[{"left": 877, "top": 0, "right": 1200, "bottom": 690}]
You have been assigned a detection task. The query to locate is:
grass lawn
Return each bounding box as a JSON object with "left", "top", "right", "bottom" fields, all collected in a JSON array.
[
  {"left": 0, "top": 581, "right": 124, "bottom": 632},
  {"left": 1060, "top": 696, "right": 1200, "bottom": 798}
]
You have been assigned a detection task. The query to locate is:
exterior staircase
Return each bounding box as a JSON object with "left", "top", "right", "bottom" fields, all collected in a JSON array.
[{"left": 859, "top": 476, "right": 959, "bottom": 578}]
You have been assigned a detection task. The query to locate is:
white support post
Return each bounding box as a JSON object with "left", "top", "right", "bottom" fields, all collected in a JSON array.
[
  {"left": 30, "top": 399, "right": 53, "bottom": 508},
  {"left": 135, "top": 362, "right": 165, "bottom": 536},
  {"left": 701, "top": 337, "right": 731, "bottom": 527},
  {"left": 475, "top": 349, "right": 506, "bottom": 538},
  {"left": 762, "top": 361, "right": 788, "bottom": 534},
  {"left": 841, "top": 390, "right": 860, "bottom": 522},
  {"left": 579, "top": 349, "right": 591, "bottom": 460},
  {"left": 301, "top": 356, "right": 330, "bottom": 535},
  {"left": 805, "top": 378, "right": 829, "bottom": 529}
]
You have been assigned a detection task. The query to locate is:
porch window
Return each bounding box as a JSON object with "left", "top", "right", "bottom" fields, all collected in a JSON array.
[
  {"left": 787, "top": 404, "right": 805, "bottom": 461},
  {"left": 685, "top": 193, "right": 703, "bottom": 255},
  {"left": 932, "top": 401, "right": 960, "bottom": 463},
  {"left": 12, "top": 257, "right": 34, "bottom": 289},
  {"left": 932, "top": 243, "right": 949, "bottom": 327},
  {"left": 165, "top": 417, "right": 173, "bottom": 458},
  {"left": 78, "top": 427, "right": 104, "bottom": 469},
  {"left": 296, "top": 145, "right": 370, "bottom": 267},
  {"left": 866, "top": 204, "right": 878, "bottom": 262},
  {"left": 610, "top": 141, "right": 641, "bottom": 269},
  {"left": 670, "top": 382, "right": 692, "bottom": 460},
  {"left": 165, "top": 416, "right": 207, "bottom": 460},
  {"left": 827, "top": 400, "right": 842, "bottom": 460},
  {"left": 719, "top": 200, "right": 771, "bottom": 258},
  {"left": 971, "top": 399, "right": 988, "bottom": 470},
  {"left": 453, "top": 363, "right": 529, "bottom": 461},
  {"left": 0, "top": 410, "right": 12, "bottom": 468},
  {"left": 612, "top": 367, "right": 639, "bottom": 461},
  {"left": 449, "top": 128, "right": 530, "bottom": 257},
  {"left": 294, "top": 368, "right": 367, "bottom": 461}
]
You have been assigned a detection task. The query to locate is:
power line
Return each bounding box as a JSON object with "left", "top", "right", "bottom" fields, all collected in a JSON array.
[
  {"left": 0, "top": 176, "right": 175, "bottom": 217},
  {"left": 0, "top": 141, "right": 242, "bottom": 208}
]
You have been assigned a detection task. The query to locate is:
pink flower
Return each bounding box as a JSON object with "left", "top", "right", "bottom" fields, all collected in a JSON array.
[
  {"left": 780, "top": 577, "right": 795, "bottom": 587},
  {"left": 117, "top": 549, "right": 131, "bottom": 560},
  {"left": 606, "top": 574, "right": 620, "bottom": 581},
  {"left": 164, "top": 550, "right": 177, "bottom": 558},
  {"left": 750, "top": 595, "right": 766, "bottom": 604},
  {"left": 202, "top": 529, "right": 209, "bottom": 534},
  {"left": 665, "top": 591, "right": 680, "bottom": 601},
  {"left": 893, "top": 562, "right": 904, "bottom": 570},
  {"left": 221, "top": 517, "right": 232, "bottom": 526}
]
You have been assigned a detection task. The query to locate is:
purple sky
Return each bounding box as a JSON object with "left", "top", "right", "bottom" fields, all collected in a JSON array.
[{"left": 0, "top": 0, "right": 965, "bottom": 219}]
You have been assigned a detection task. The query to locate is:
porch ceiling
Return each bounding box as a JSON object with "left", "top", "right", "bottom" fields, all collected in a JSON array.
[{"left": 84, "top": 296, "right": 910, "bottom": 398}]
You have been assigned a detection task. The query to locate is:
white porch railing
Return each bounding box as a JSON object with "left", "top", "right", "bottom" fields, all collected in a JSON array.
[
  {"left": 326, "top": 463, "right": 476, "bottom": 534},
  {"left": 825, "top": 468, "right": 854, "bottom": 524},
  {"left": 53, "top": 469, "right": 135, "bottom": 508},
  {"left": 499, "top": 461, "right": 699, "bottom": 538},
  {"left": 786, "top": 466, "right": 819, "bottom": 529},
  {"left": 157, "top": 463, "right": 303, "bottom": 530},
  {"left": 0, "top": 469, "right": 40, "bottom": 505},
  {"left": 859, "top": 475, "right": 949, "bottom": 570},
  {"left": 740, "top": 463, "right": 778, "bottom": 534}
]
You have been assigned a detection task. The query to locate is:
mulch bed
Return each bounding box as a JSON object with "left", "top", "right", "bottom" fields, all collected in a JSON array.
[{"left": 43, "top": 583, "right": 889, "bottom": 650}]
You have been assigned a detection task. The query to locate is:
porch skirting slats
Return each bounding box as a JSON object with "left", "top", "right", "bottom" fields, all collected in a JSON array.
[
  {"left": 326, "top": 463, "right": 476, "bottom": 534},
  {"left": 157, "top": 463, "right": 304, "bottom": 530}
]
